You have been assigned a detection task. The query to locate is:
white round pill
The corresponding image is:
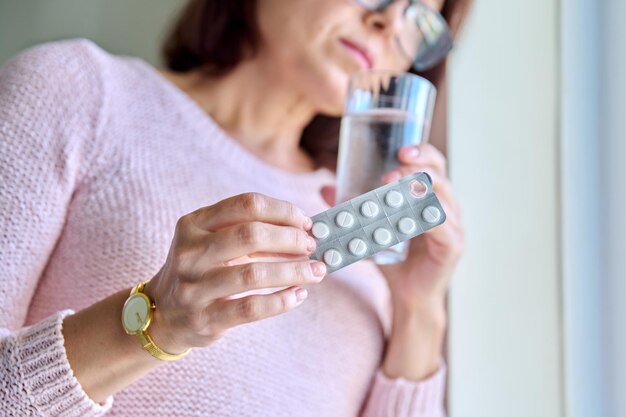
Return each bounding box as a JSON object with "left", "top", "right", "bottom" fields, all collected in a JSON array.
[
  {"left": 335, "top": 211, "right": 355, "bottom": 228},
  {"left": 360, "top": 200, "right": 380, "bottom": 218},
  {"left": 422, "top": 206, "right": 442, "bottom": 224},
  {"left": 311, "top": 222, "right": 330, "bottom": 239},
  {"left": 323, "top": 249, "right": 343, "bottom": 267},
  {"left": 348, "top": 238, "right": 368, "bottom": 257},
  {"left": 397, "top": 217, "right": 417, "bottom": 234},
  {"left": 384, "top": 190, "right": 404, "bottom": 208},
  {"left": 373, "top": 227, "right": 393, "bottom": 245}
]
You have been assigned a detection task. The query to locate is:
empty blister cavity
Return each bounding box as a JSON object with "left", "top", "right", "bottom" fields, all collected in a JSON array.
[{"left": 409, "top": 180, "right": 429, "bottom": 199}]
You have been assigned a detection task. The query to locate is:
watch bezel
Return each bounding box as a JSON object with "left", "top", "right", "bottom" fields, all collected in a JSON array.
[{"left": 122, "top": 292, "right": 154, "bottom": 335}]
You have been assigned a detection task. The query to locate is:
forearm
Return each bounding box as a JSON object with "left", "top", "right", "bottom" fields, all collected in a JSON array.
[
  {"left": 381, "top": 300, "right": 447, "bottom": 381},
  {"left": 62, "top": 288, "right": 162, "bottom": 403}
]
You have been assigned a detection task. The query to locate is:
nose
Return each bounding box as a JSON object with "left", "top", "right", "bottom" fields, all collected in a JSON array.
[{"left": 363, "top": 1, "right": 407, "bottom": 38}]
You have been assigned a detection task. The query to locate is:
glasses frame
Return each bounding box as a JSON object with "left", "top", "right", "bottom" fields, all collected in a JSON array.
[{"left": 355, "top": 0, "right": 453, "bottom": 71}]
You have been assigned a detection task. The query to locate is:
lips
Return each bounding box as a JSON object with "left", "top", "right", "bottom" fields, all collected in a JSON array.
[{"left": 339, "top": 38, "right": 374, "bottom": 70}]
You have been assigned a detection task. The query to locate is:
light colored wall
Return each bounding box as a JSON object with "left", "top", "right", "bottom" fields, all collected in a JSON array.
[
  {"left": 560, "top": 1, "right": 607, "bottom": 416},
  {"left": 555, "top": 1, "right": 626, "bottom": 416},
  {"left": 447, "top": 0, "right": 563, "bottom": 415},
  {"left": 602, "top": 1, "right": 626, "bottom": 416},
  {"left": 0, "top": 0, "right": 182, "bottom": 65}
]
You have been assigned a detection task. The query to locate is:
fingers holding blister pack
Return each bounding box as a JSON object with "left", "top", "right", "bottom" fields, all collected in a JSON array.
[{"left": 309, "top": 172, "right": 446, "bottom": 272}]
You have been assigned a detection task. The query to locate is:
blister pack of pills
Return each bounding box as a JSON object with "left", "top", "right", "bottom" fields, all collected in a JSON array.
[{"left": 309, "top": 172, "right": 446, "bottom": 272}]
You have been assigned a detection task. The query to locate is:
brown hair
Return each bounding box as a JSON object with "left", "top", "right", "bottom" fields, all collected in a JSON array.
[{"left": 163, "top": 0, "right": 473, "bottom": 169}]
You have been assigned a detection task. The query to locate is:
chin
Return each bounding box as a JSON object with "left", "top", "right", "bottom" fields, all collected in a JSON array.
[{"left": 306, "top": 68, "right": 352, "bottom": 117}]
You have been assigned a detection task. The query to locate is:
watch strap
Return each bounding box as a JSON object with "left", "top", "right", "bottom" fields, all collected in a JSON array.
[
  {"left": 128, "top": 281, "right": 191, "bottom": 361},
  {"left": 137, "top": 330, "right": 191, "bottom": 362}
]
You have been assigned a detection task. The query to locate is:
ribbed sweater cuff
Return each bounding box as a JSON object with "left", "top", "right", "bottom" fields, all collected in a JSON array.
[
  {"left": 13, "top": 310, "right": 113, "bottom": 416},
  {"left": 361, "top": 362, "right": 447, "bottom": 417}
]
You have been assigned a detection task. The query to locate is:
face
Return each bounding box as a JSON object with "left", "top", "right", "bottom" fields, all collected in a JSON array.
[{"left": 255, "top": 0, "right": 445, "bottom": 116}]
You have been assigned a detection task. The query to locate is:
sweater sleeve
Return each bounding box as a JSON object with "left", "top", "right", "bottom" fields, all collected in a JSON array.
[
  {"left": 0, "top": 39, "right": 113, "bottom": 416},
  {"left": 360, "top": 363, "right": 447, "bottom": 417}
]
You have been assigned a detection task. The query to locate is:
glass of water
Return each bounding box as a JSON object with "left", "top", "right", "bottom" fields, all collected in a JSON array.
[{"left": 335, "top": 70, "right": 437, "bottom": 264}]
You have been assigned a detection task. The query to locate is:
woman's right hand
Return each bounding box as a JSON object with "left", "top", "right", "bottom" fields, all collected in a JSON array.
[{"left": 143, "top": 192, "right": 326, "bottom": 354}]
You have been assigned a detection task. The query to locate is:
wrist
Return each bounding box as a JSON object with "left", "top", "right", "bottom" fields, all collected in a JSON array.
[
  {"left": 382, "top": 298, "right": 447, "bottom": 381},
  {"left": 392, "top": 293, "right": 447, "bottom": 327},
  {"left": 142, "top": 307, "right": 190, "bottom": 355},
  {"left": 394, "top": 304, "right": 447, "bottom": 331},
  {"left": 141, "top": 279, "right": 193, "bottom": 355},
  {"left": 122, "top": 281, "right": 191, "bottom": 360},
  {"left": 387, "top": 265, "right": 453, "bottom": 315}
]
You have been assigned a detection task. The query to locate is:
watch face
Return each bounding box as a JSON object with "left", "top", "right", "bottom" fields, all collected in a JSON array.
[{"left": 122, "top": 293, "right": 152, "bottom": 334}]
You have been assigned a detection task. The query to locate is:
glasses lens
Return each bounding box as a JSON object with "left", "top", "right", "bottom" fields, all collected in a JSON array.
[
  {"left": 400, "top": 2, "right": 453, "bottom": 71},
  {"left": 356, "top": 0, "right": 453, "bottom": 70},
  {"left": 356, "top": 0, "right": 391, "bottom": 10}
]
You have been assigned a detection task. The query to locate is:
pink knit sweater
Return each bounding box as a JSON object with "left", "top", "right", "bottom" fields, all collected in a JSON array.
[{"left": 0, "top": 39, "right": 446, "bottom": 417}]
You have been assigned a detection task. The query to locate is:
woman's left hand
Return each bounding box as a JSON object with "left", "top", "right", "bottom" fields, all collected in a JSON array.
[
  {"left": 321, "top": 143, "right": 464, "bottom": 316},
  {"left": 321, "top": 144, "right": 464, "bottom": 379},
  {"left": 377, "top": 143, "right": 465, "bottom": 316}
]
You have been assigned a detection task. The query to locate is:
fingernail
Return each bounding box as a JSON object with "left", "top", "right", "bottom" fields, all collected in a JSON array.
[
  {"left": 295, "top": 288, "right": 308, "bottom": 302},
  {"left": 307, "top": 236, "right": 316, "bottom": 252},
  {"left": 406, "top": 147, "right": 420, "bottom": 159},
  {"left": 310, "top": 261, "right": 327, "bottom": 278},
  {"left": 304, "top": 217, "right": 313, "bottom": 230}
]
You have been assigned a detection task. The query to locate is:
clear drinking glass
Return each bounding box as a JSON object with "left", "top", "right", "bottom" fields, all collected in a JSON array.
[{"left": 335, "top": 70, "right": 437, "bottom": 264}]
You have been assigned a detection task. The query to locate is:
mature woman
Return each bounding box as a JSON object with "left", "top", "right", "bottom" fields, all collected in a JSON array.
[{"left": 0, "top": 0, "right": 470, "bottom": 416}]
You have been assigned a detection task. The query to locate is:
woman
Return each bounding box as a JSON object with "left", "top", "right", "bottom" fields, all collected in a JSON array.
[{"left": 0, "top": 0, "right": 470, "bottom": 415}]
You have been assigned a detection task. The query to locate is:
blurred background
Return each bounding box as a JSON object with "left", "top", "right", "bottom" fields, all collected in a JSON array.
[{"left": 1, "top": 1, "right": 624, "bottom": 416}]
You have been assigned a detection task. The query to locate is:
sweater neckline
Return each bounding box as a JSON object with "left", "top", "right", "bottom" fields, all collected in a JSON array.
[{"left": 134, "top": 59, "right": 335, "bottom": 190}]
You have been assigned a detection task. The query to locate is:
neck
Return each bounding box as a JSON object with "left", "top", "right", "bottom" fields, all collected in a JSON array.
[{"left": 161, "top": 60, "right": 318, "bottom": 173}]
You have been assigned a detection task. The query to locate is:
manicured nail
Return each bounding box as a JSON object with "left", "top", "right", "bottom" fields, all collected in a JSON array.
[
  {"left": 307, "top": 237, "right": 316, "bottom": 252},
  {"left": 295, "top": 288, "right": 308, "bottom": 302},
  {"left": 310, "top": 262, "right": 327, "bottom": 278}
]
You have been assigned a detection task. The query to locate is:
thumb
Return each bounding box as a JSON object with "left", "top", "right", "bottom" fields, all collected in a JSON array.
[{"left": 320, "top": 185, "right": 336, "bottom": 207}]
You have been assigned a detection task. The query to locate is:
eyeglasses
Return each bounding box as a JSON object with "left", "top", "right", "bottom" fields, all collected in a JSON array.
[{"left": 355, "top": 0, "right": 453, "bottom": 71}]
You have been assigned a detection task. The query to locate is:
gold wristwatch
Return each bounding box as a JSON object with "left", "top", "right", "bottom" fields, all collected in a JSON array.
[{"left": 121, "top": 281, "right": 191, "bottom": 361}]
